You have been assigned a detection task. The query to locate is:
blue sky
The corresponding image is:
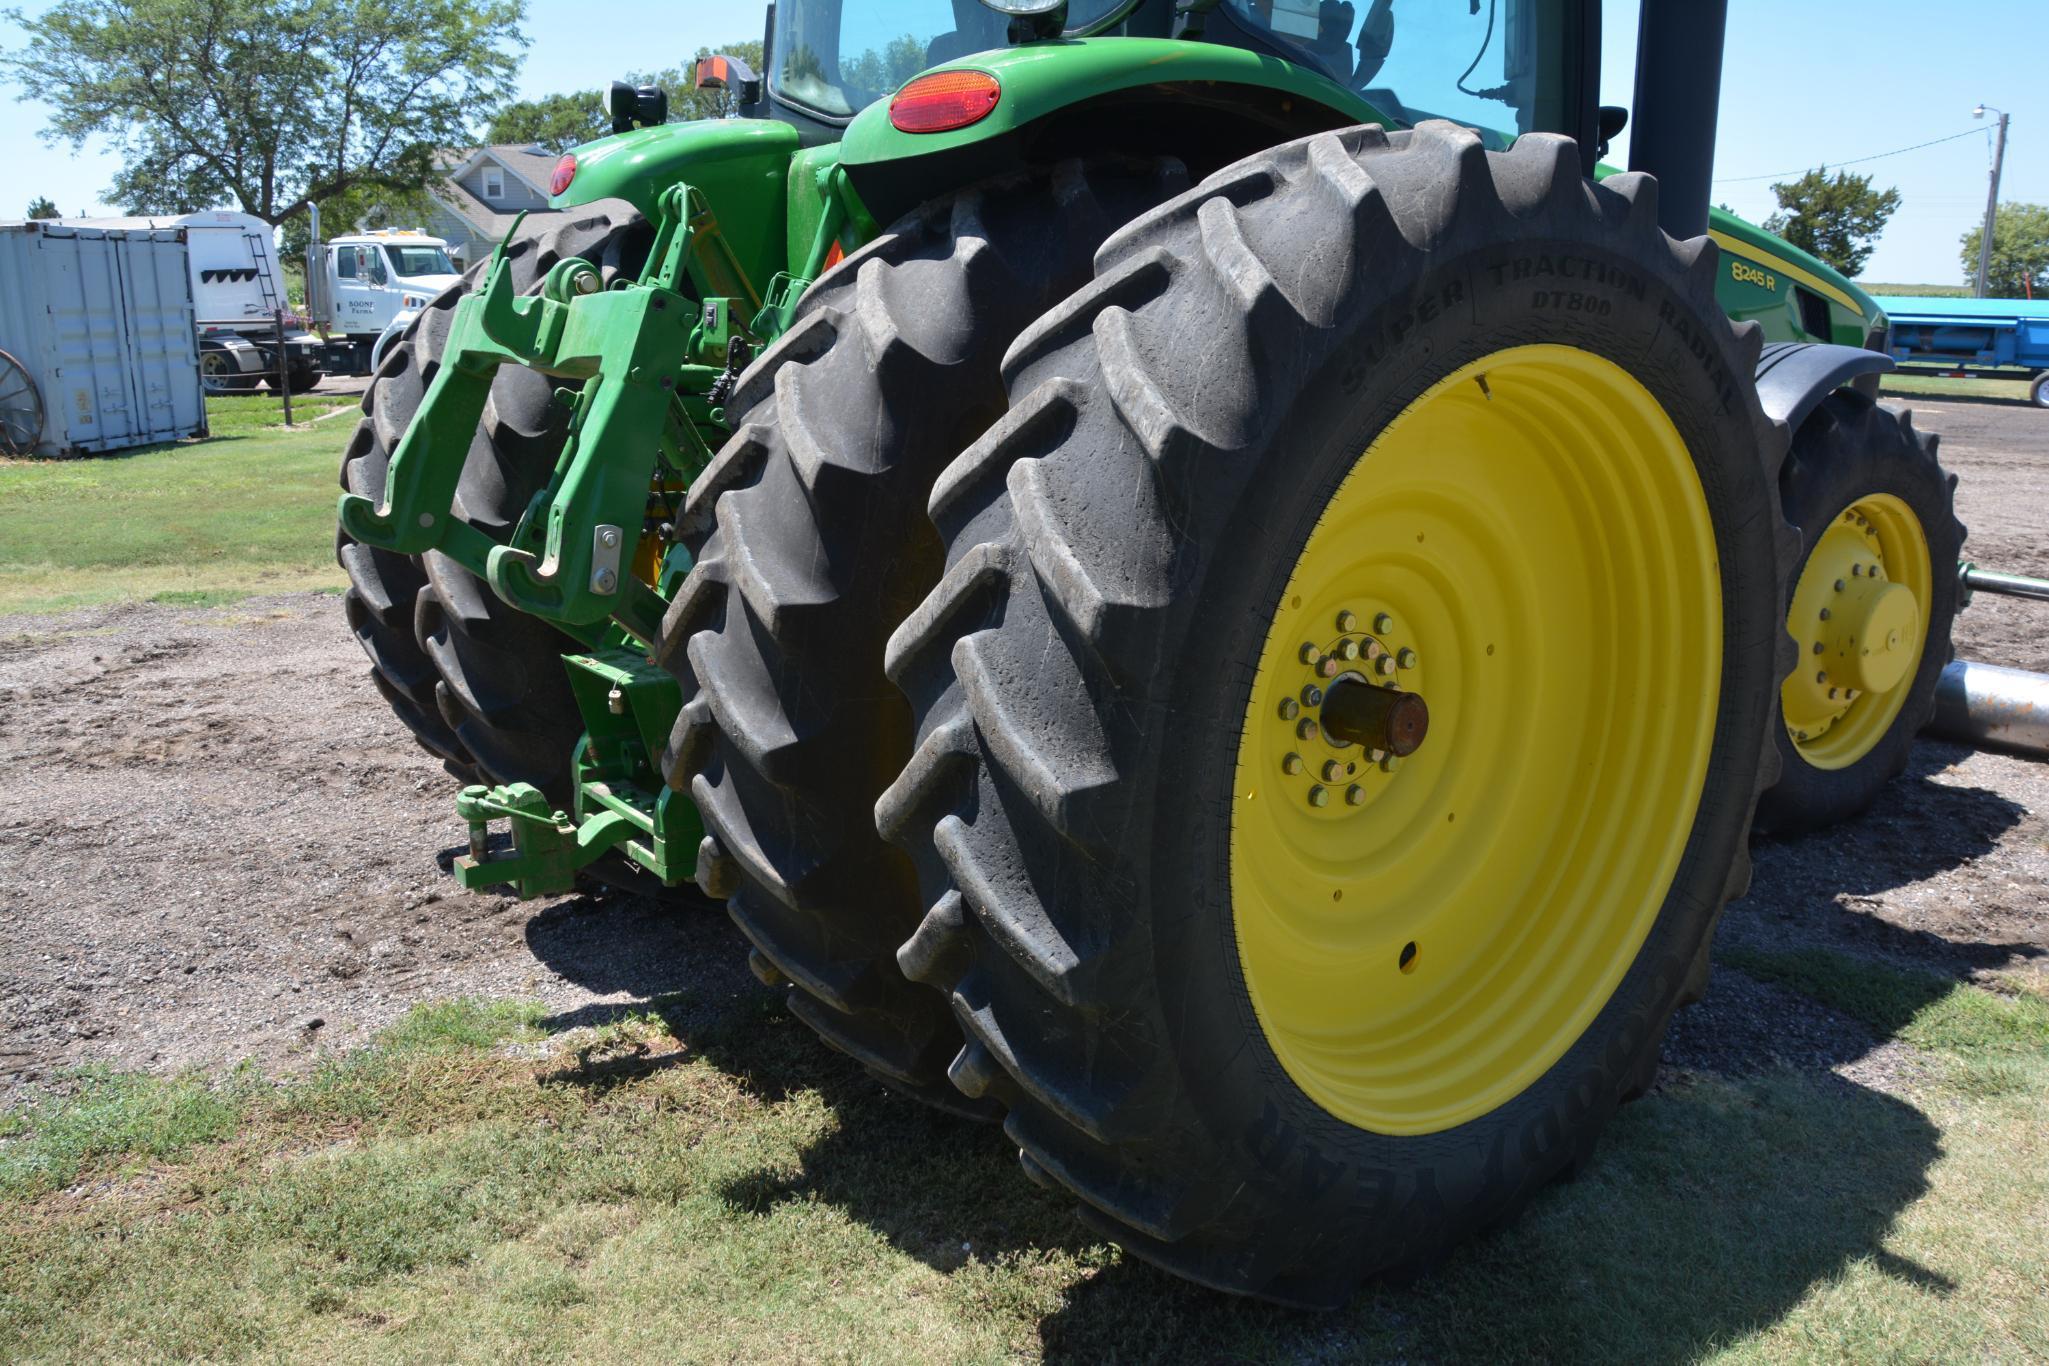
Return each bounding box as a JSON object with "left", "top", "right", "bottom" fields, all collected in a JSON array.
[{"left": 2, "top": 0, "right": 2040, "bottom": 285}]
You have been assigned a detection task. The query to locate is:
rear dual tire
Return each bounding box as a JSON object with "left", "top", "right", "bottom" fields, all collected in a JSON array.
[
  {"left": 657, "top": 160, "right": 1189, "bottom": 1110},
  {"left": 879, "top": 123, "right": 1796, "bottom": 1304}
]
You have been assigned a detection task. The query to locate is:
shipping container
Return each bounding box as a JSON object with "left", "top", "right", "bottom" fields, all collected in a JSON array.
[{"left": 0, "top": 219, "right": 208, "bottom": 457}]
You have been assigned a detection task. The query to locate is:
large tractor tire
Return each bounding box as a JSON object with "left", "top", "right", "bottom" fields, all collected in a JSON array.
[
  {"left": 1756, "top": 392, "right": 1964, "bottom": 833},
  {"left": 877, "top": 123, "right": 1797, "bottom": 1305},
  {"left": 337, "top": 203, "right": 651, "bottom": 797},
  {"left": 656, "top": 160, "right": 1188, "bottom": 1112}
]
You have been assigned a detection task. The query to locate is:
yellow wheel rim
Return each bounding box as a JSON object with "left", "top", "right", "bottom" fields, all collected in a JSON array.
[
  {"left": 1229, "top": 345, "right": 1722, "bottom": 1136},
  {"left": 1780, "top": 493, "right": 1931, "bottom": 769}
]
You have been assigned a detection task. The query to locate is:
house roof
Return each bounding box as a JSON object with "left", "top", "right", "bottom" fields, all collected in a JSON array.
[{"left": 431, "top": 145, "right": 566, "bottom": 244}]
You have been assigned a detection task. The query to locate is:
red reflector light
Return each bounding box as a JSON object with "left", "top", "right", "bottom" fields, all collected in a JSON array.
[
  {"left": 822, "top": 241, "right": 845, "bottom": 272},
  {"left": 550, "top": 154, "right": 577, "bottom": 197},
  {"left": 889, "top": 70, "right": 1000, "bottom": 134}
]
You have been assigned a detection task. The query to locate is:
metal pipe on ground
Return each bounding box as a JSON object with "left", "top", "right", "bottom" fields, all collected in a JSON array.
[
  {"left": 1927, "top": 661, "right": 2049, "bottom": 756},
  {"left": 1962, "top": 565, "right": 2049, "bottom": 604}
]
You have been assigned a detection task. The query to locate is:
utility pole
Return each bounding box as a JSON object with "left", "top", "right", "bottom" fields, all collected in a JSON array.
[{"left": 1973, "top": 104, "right": 2009, "bottom": 298}]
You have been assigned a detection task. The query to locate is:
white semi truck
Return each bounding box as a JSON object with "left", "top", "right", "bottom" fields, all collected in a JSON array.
[
  {"left": 69, "top": 210, "right": 461, "bottom": 393},
  {"left": 309, "top": 229, "right": 462, "bottom": 345}
]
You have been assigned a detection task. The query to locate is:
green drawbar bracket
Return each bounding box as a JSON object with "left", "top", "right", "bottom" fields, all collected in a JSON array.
[
  {"left": 449, "top": 647, "right": 703, "bottom": 897},
  {"left": 453, "top": 782, "right": 633, "bottom": 900},
  {"left": 563, "top": 645, "right": 704, "bottom": 886}
]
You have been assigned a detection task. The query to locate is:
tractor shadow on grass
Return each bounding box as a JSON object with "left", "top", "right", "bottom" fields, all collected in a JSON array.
[{"left": 518, "top": 882, "right": 1948, "bottom": 1362}]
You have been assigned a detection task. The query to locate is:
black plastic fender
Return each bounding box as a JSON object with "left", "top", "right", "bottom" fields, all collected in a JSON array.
[{"left": 1753, "top": 340, "right": 1894, "bottom": 433}]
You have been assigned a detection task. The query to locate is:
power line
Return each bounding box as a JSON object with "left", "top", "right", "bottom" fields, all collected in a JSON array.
[{"left": 1712, "top": 126, "right": 1987, "bottom": 184}]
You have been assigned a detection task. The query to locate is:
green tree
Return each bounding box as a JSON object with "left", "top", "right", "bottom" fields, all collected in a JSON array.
[
  {"left": 486, "top": 91, "right": 608, "bottom": 153},
  {"left": 25, "top": 195, "right": 60, "bottom": 218},
  {"left": 0, "top": 0, "right": 524, "bottom": 225},
  {"left": 1959, "top": 202, "right": 2049, "bottom": 298},
  {"left": 1762, "top": 167, "right": 1901, "bottom": 277}
]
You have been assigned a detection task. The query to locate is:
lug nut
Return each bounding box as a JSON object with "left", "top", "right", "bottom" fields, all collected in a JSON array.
[
  {"left": 1813, "top": 641, "right": 1825, "bottom": 654},
  {"left": 1375, "top": 655, "right": 1396, "bottom": 676},
  {"left": 1338, "top": 638, "right": 1360, "bottom": 661},
  {"left": 1345, "top": 784, "right": 1366, "bottom": 806},
  {"left": 1815, "top": 670, "right": 1827, "bottom": 683},
  {"left": 1301, "top": 685, "right": 1324, "bottom": 706},
  {"left": 1835, "top": 579, "right": 1846, "bottom": 592},
  {"left": 1299, "top": 642, "right": 1320, "bottom": 664},
  {"left": 1282, "top": 752, "right": 1304, "bottom": 775},
  {"left": 1336, "top": 610, "right": 1358, "bottom": 632},
  {"left": 1279, "top": 697, "right": 1300, "bottom": 720},
  {"left": 1321, "top": 760, "right": 1344, "bottom": 782},
  {"left": 597, "top": 526, "right": 621, "bottom": 549},
  {"left": 1318, "top": 656, "right": 1341, "bottom": 678},
  {"left": 1307, "top": 785, "right": 1329, "bottom": 807},
  {"left": 1297, "top": 718, "right": 1320, "bottom": 742},
  {"left": 1380, "top": 753, "right": 1401, "bottom": 773},
  {"left": 1819, "top": 608, "right": 1831, "bottom": 621},
  {"left": 1397, "top": 648, "right": 1418, "bottom": 669},
  {"left": 1374, "top": 612, "right": 1394, "bottom": 633}
]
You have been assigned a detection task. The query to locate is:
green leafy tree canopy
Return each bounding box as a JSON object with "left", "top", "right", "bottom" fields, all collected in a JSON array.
[
  {"left": 25, "top": 195, "right": 60, "bottom": 218},
  {"left": 1762, "top": 167, "right": 1901, "bottom": 278},
  {"left": 0, "top": 0, "right": 525, "bottom": 225},
  {"left": 1960, "top": 202, "right": 2049, "bottom": 298}
]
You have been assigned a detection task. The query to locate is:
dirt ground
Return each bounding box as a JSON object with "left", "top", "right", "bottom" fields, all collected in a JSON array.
[{"left": 1, "top": 393, "right": 2044, "bottom": 1099}]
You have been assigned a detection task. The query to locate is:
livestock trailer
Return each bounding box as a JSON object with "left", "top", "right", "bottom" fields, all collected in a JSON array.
[{"left": 0, "top": 219, "right": 207, "bottom": 457}]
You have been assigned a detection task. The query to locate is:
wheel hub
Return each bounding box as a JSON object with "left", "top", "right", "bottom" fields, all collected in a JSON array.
[
  {"left": 1229, "top": 345, "right": 1721, "bottom": 1136},
  {"left": 1782, "top": 497, "right": 1932, "bottom": 761}
]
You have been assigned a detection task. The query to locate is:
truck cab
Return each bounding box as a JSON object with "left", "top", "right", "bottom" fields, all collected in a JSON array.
[{"left": 322, "top": 231, "right": 463, "bottom": 343}]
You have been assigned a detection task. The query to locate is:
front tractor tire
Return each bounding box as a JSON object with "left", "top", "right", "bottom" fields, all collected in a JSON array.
[
  {"left": 337, "top": 203, "right": 651, "bottom": 797},
  {"left": 1756, "top": 392, "right": 1964, "bottom": 833},
  {"left": 655, "top": 160, "right": 1188, "bottom": 1112},
  {"left": 878, "top": 123, "right": 1797, "bottom": 1304}
]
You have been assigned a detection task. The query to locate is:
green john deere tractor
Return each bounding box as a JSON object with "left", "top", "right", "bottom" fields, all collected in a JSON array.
[{"left": 338, "top": 0, "right": 1964, "bottom": 1304}]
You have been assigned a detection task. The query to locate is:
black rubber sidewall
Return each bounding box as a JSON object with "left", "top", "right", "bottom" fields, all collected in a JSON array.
[{"left": 1148, "top": 236, "right": 1781, "bottom": 1269}]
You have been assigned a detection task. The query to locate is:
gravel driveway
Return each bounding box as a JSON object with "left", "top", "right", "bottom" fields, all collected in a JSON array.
[{"left": 2, "top": 392, "right": 2043, "bottom": 1098}]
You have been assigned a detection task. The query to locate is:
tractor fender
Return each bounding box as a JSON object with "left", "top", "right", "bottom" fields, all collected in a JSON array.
[
  {"left": 835, "top": 37, "right": 1385, "bottom": 225},
  {"left": 549, "top": 118, "right": 802, "bottom": 300},
  {"left": 1753, "top": 340, "right": 1895, "bottom": 433}
]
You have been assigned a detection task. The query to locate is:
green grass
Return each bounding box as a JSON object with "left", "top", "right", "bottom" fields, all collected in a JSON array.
[
  {"left": 0, "top": 394, "right": 356, "bottom": 615},
  {"left": 1862, "top": 282, "right": 1975, "bottom": 298},
  {"left": 1723, "top": 947, "right": 2049, "bottom": 1055},
  {"left": 1880, "top": 372, "right": 2035, "bottom": 403},
  {"left": 2, "top": 957, "right": 2043, "bottom": 1362}
]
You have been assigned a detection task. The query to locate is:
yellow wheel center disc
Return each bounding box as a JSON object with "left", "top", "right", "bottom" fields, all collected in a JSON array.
[
  {"left": 1229, "top": 345, "right": 1721, "bottom": 1137},
  {"left": 1781, "top": 494, "right": 1932, "bottom": 768}
]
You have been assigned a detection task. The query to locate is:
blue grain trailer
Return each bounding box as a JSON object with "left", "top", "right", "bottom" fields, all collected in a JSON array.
[{"left": 1872, "top": 294, "right": 2049, "bottom": 408}]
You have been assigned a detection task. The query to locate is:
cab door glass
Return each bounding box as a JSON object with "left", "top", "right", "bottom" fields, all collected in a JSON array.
[{"left": 1225, "top": 0, "right": 1566, "bottom": 137}]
